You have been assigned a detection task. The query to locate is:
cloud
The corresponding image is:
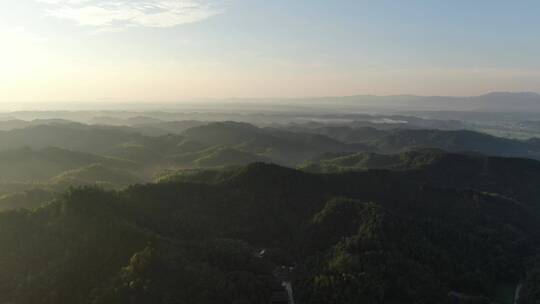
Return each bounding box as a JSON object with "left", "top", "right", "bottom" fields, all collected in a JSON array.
[{"left": 36, "top": 0, "right": 222, "bottom": 30}]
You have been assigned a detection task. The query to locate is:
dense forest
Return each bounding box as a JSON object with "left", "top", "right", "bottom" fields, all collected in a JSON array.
[{"left": 1, "top": 118, "right": 540, "bottom": 303}]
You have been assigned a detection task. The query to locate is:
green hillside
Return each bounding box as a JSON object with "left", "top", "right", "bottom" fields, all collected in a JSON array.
[
  {"left": 193, "top": 146, "right": 272, "bottom": 167},
  {"left": 300, "top": 148, "right": 454, "bottom": 172},
  {"left": 49, "top": 164, "right": 143, "bottom": 190},
  {"left": 0, "top": 188, "right": 55, "bottom": 211},
  {"left": 0, "top": 147, "right": 135, "bottom": 182},
  {"left": 182, "top": 122, "right": 351, "bottom": 164}
]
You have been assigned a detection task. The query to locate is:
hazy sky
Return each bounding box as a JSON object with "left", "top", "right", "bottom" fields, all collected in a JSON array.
[{"left": 1, "top": 0, "right": 539, "bottom": 103}]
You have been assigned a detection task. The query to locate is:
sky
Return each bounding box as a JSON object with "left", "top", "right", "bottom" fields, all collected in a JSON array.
[{"left": 0, "top": 0, "right": 539, "bottom": 104}]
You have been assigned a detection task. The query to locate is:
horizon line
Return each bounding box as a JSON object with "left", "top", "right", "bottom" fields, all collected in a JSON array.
[{"left": 4, "top": 91, "right": 540, "bottom": 106}]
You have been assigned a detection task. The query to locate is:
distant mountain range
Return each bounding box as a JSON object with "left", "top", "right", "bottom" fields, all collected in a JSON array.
[
  {"left": 3, "top": 92, "right": 540, "bottom": 114},
  {"left": 279, "top": 91, "right": 540, "bottom": 112}
]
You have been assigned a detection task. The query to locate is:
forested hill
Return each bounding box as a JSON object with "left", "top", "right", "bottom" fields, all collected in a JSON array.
[
  {"left": 302, "top": 149, "right": 540, "bottom": 205},
  {"left": 1, "top": 162, "right": 540, "bottom": 303},
  {"left": 2, "top": 122, "right": 540, "bottom": 163},
  {"left": 287, "top": 125, "right": 540, "bottom": 159},
  {"left": 2, "top": 120, "right": 540, "bottom": 213}
]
